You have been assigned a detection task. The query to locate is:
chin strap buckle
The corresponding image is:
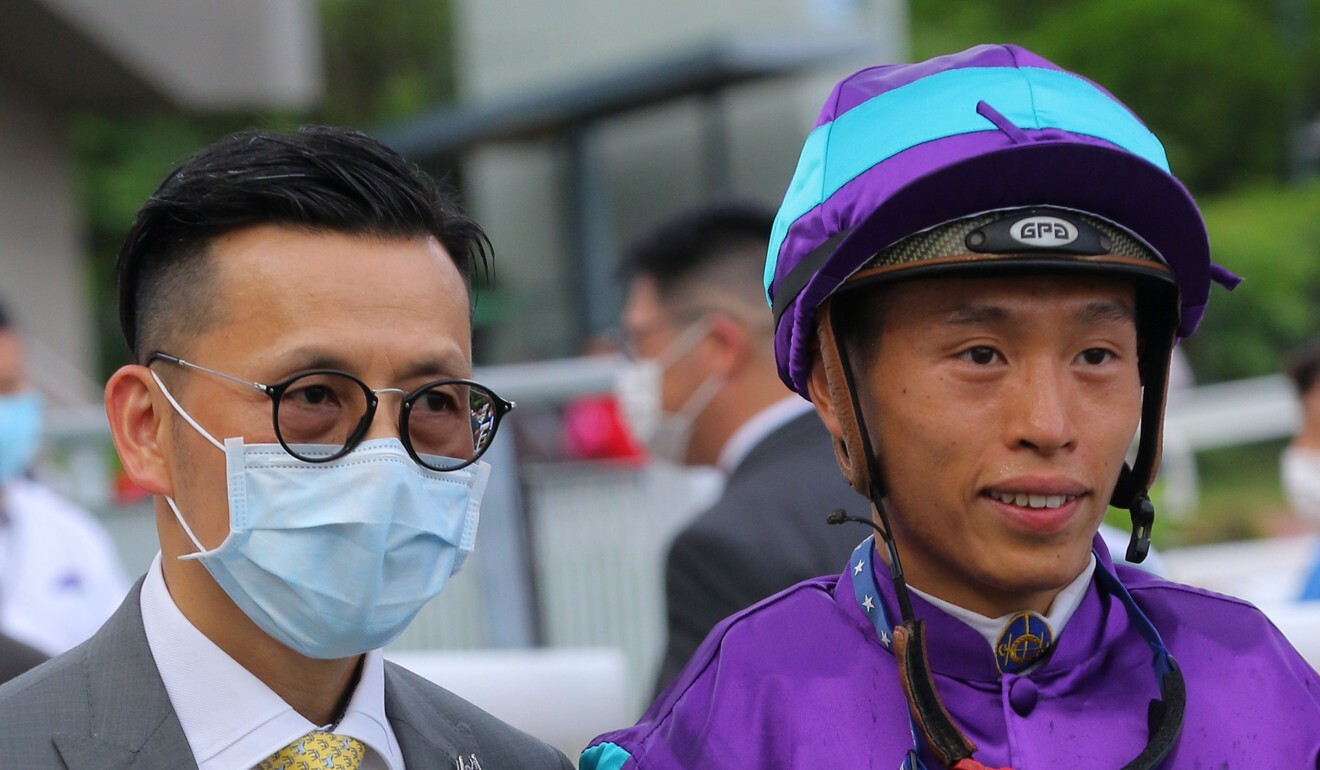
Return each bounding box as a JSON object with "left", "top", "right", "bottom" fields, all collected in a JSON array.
[{"left": 1125, "top": 494, "right": 1155, "bottom": 564}]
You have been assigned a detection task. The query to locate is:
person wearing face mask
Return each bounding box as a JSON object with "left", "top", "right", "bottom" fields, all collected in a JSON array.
[
  {"left": 0, "top": 127, "right": 573, "bottom": 770},
  {"left": 615, "top": 201, "right": 870, "bottom": 698},
  {"left": 1282, "top": 341, "right": 1320, "bottom": 600},
  {"left": 0, "top": 298, "right": 130, "bottom": 656}
]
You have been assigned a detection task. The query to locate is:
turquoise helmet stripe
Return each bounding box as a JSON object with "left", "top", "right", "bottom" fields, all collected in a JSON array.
[{"left": 764, "top": 65, "right": 1172, "bottom": 302}]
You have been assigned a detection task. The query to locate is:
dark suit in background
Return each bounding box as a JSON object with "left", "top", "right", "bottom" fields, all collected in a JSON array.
[
  {"left": 653, "top": 410, "right": 867, "bottom": 695},
  {"left": 0, "top": 632, "right": 46, "bottom": 685},
  {"left": 0, "top": 584, "right": 573, "bottom": 769}
]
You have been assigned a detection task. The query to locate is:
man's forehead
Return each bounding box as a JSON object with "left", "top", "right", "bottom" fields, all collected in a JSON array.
[
  {"left": 878, "top": 273, "right": 1138, "bottom": 326},
  {"left": 262, "top": 342, "right": 471, "bottom": 379},
  {"left": 622, "top": 276, "right": 669, "bottom": 328},
  {"left": 182, "top": 226, "right": 472, "bottom": 368},
  {"left": 939, "top": 298, "right": 1135, "bottom": 326}
]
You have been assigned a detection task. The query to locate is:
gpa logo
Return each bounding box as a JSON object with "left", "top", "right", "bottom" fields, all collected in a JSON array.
[{"left": 1009, "top": 216, "right": 1078, "bottom": 248}]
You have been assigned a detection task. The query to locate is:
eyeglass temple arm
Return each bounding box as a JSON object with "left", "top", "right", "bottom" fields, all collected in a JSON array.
[{"left": 150, "top": 353, "right": 272, "bottom": 395}]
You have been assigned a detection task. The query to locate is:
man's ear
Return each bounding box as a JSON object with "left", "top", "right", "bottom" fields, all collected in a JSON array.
[
  {"left": 807, "top": 346, "right": 844, "bottom": 442},
  {"left": 700, "top": 312, "right": 749, "bottom": 378},
  {"left": 105, "top": 365, "right": 173, "bottom": 497}
]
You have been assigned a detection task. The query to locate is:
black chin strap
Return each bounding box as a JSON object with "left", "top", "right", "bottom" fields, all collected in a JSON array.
[{"left": 1111, "top": 317, "right": 1178, "bottom": 564}]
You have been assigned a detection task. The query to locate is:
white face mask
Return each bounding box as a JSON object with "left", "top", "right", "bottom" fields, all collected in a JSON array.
[
  {"left": 615, "top": 319, "right": 724, "bottom": 464},
  {"left": 153, "top": 371, "right": 488, "bottom": 659},
  {"left": 1282, "top": 446, "right": 1320, "bottom": 523}
]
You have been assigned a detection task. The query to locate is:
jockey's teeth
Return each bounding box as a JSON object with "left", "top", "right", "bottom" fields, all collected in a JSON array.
[{"left": 990, "top": 492, "right": 1073, "bottom": 509}]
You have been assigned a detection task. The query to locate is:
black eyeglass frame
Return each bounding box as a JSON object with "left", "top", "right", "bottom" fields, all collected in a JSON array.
[{"left": 146, "top": 352, "right": 515, "bottom": 472}]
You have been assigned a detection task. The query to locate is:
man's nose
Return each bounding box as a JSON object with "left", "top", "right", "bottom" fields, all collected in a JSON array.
[
  {"left": 362, "top": 388, "right": 408, "bottom": 441},
  {"left": 1009, "top": 362, "right": 1076, "bottom": 455}
]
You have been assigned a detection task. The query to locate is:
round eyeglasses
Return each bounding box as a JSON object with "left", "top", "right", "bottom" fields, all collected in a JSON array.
[{"left": 147, "top": 353, "right": 515, "bottom": 471}]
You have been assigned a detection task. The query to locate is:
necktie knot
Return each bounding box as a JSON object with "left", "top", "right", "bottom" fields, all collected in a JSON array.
[
  {"left": 259, "top": 730, "right": 366, "bottom": 770},
  {"left": 994, "top": 611, "right": 1054, "bottom": 673}
]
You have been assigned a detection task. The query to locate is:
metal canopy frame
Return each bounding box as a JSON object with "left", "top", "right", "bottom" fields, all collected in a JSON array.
[{"left": 378, "top": 34, "right": 875, "bottom": 343}]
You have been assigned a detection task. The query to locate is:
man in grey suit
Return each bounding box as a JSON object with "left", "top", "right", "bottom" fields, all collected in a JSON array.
[
  {"left": 616, "top": 202, "right": 869, "bottom": 697},
  {"left": 0, "top": 126, "right": 572, "bottom": 769}
]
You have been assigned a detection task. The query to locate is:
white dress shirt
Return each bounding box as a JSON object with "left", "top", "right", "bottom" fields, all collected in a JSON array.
[{"left": 140, "top": 553, "right": 404, "bottom": 770}]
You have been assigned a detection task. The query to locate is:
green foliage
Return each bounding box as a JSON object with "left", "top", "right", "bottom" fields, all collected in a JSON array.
[
  {"left": 316, "top": 0, "right": 457, "bottom": 125},
  {"left": 910, "top": 0, "right": 1305, "bottom": 194},
  {"left": 1028, "top": 0, "right": 1295, "bottom": 193},
  {"left": 1180, "top": 182, "right": 1320, "bottom": 381}
]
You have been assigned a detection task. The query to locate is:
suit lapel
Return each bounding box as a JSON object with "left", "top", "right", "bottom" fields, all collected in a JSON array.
[
  {"left": 384, "top": 662, "right": 476, "bottom": 769},
  {"left": 51, "top": 579, "right": 197, "bottom": 769},
  {"left": 53, "top": 718, "right": 192, "bottom": 770}
]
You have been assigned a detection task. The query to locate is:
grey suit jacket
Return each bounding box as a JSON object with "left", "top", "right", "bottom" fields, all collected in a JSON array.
[
  {"left": 652, "top": 410, "right": 870, "bottom": 696},
  {"left": 0, "top": 581, "right": 573, "bottom": 769}
]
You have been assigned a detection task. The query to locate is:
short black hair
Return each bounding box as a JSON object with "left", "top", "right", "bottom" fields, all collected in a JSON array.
[
  {"left": 0, "top": 296, "right": 11, "bottom": 332},
  {"left": 116, "top": 125, "right": 491, "bottom": 360},
  {"left": 620, "top": 199, "right": 775, "bottom": 301}
]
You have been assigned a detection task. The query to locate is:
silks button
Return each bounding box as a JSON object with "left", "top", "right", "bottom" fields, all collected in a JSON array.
[{"left": 1009, "top": 677, "right": 1039, "bottom": 716}]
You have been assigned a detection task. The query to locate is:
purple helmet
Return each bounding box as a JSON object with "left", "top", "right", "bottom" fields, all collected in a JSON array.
[{"left": 765, "top": 43, "right": 1240, "bottom": 398}]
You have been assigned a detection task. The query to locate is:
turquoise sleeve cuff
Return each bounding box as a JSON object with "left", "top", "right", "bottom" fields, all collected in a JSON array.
[{"left": 580, "top": 741, "right": 632, "bottom": 769}]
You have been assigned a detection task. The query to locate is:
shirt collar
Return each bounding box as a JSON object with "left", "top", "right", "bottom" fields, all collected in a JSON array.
[
  {"left": 139, "top": 553, "right": 403, "bottom": 770},
  {"left": 909, "top": 554, "right": 1096, "bottom": 653},
  {"left": 845, "top": 533, "right": 1126, "bottom": 682},
  {"left": 716, "top": 396, "right": 815, "bottom": 473}
]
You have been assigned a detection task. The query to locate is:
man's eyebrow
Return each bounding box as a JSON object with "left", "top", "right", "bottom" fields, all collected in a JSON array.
[
  {"left": 934, "top": 299, "right": 1134, "bottom": 329},
  {"left": 273, "top": 349, "right": 470, "bottom": 380},
  {"left": 398, "top": 356, "right": 471, "bottom": 381},
  {"left": 1078, "top": 300, "right": 1136, "bottom": 326},
  {"left": 942, "top": 304, "right": 1010, "bottom": 326}
]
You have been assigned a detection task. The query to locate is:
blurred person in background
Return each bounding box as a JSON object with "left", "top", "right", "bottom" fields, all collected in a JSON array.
[
  {"left": 1282, "top": 340, "right": 1320, "bottom": 600},
  {"left": 0, "top": 297, "right": 130, "bottom": 656},
  {"left": 584, "top": 45, "right": 1319, "bottom": 768},
  {"left": 615, "top": 201, "right": 869, "bottom": 697},
  {"left": 0, "top": 126, "right": 572, "bottom": 769}
]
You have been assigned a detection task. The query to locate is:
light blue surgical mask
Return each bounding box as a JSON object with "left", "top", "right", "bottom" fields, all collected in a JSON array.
[
  {"left": 0, "top": 391, "right": 43, "bottom": 484},
  {"left": 153, "top": 372, "right": 489, "bottom": 659}
]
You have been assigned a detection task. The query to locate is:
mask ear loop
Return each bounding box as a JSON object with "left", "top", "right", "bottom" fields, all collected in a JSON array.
[
  {"left": 150, "top": 370, "right": 224, "bottom": 451},
  {"left": 677, "top": 370, "right": 725, "bottom": 417},
  {"left": 821, "top": 299, "right": 985, "bottom": 767},
  {"left": 653, "top": 317, "right": 713, "bottom": 369},
  {"left": 150, "top": 370, "right": 224, "bottom": 560}
]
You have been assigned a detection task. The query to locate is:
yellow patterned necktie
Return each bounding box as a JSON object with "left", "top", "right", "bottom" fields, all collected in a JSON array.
[{"left": 258, "top": 731, "right": 367, "bottom": 770}]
